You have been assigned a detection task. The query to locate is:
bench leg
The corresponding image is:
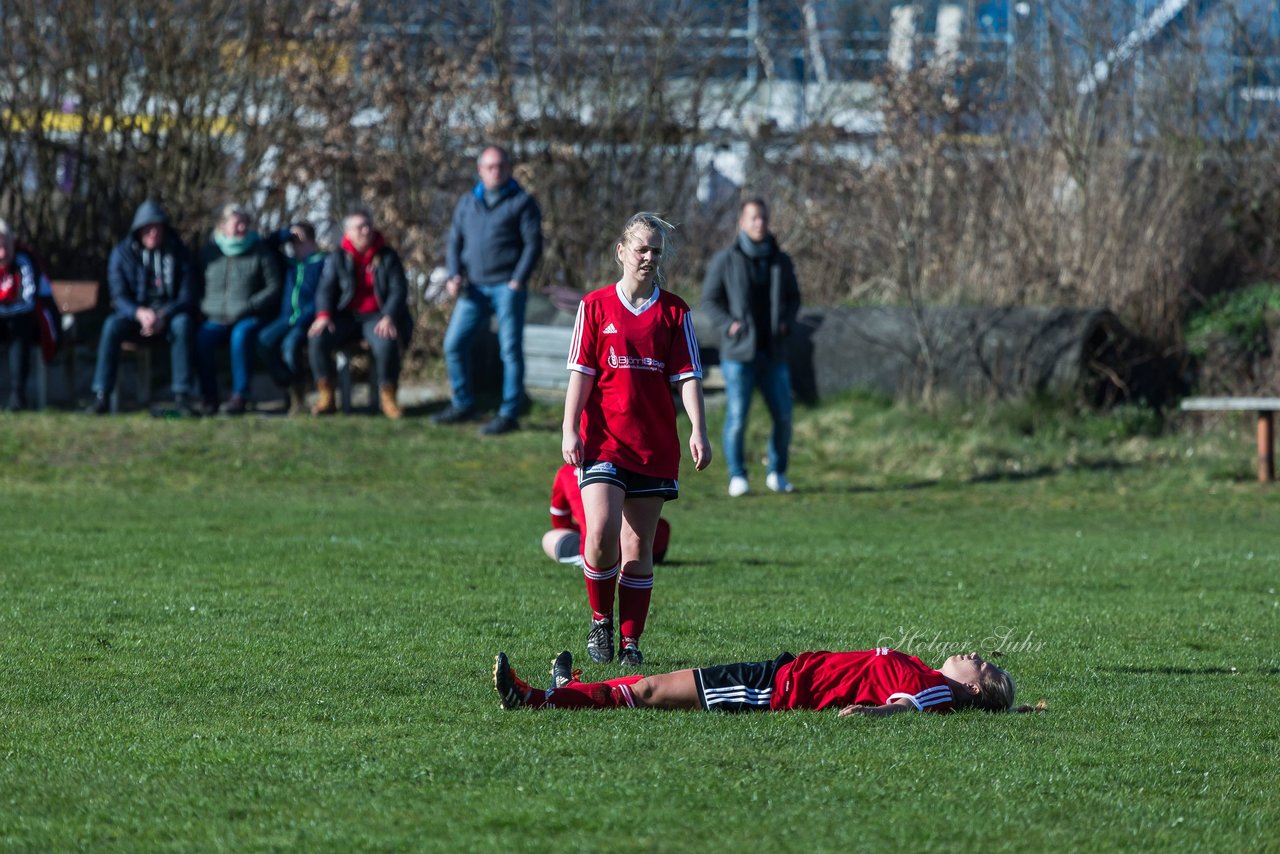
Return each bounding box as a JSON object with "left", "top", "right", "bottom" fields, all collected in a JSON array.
[
  {"left": 34, "top": 355, "right": 48, "bottom": 411},
  {"left": 1257, "top": 411, "right": 1275, "bottom": 483},
  {"left": 336, "top": 350, "right": 354, "bottom": 414},
  {"left": 138, "top": 349, "right": 152, "bottom": 406},
  {"left": 64, "top": 340, "right": 78, "bottom": 407}
]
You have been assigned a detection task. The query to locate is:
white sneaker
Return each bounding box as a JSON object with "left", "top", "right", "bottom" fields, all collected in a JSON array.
[
  {"left": 766, "top": 472, "right": 794, "bottom": 493},
  {"left": 728, "top": 476, "right": 749, "bottom": 497}
]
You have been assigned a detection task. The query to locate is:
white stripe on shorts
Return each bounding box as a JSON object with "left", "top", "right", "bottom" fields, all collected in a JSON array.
[{"left": 701, "top": 684, "right": 773, "bottom": 708}]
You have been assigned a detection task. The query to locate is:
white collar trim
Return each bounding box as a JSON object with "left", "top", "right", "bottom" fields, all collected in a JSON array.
[{"left": 614, "top": 282, "right": 659, "bottom": 316}]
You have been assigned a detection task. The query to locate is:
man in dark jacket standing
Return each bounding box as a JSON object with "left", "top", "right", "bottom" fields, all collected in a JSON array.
[
  {"left": 307, "top": 209, "right": 413, "bottom": 418},
  {"left": 88, "top": 199, "right": 198, "bottom": 414},
  {"left": 701, "top": 198, "right": 801, "bottom": 497},
  {"left": 432, "top": 145, "right": 543, "bottom": 435}
]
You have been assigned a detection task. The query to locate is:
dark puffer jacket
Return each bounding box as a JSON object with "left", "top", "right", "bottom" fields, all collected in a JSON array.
[
  {"left": 107, "top": 200, "right": 196, "bottom": 321},
  {"left": 315, "top": 241, "right": 414, "bottom": 343},
  {"left": 199, "top": 235, "right": 283, "bottom": 325}
]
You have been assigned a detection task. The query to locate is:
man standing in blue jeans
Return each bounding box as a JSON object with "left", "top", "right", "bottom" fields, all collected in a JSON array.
[
  {"left": 701, "top": 198, "right": 801, "bottom": 496},
  {"left": 433, "top": 145, "right": 543, "bottom": 435}
]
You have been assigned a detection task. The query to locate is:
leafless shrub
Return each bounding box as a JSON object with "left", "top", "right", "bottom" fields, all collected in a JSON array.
[{"left": 4, "top": 0, "right": 1280, "bottom": 395}]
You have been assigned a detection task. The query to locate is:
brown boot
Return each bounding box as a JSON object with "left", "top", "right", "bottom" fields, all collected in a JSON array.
[
  {"left": 379, "top": 383, "right": 403, "bottom": 419},
  {"left": 311, "top": 378, "right": 337, "bottom": 415},
  {"left": 287, "top": 383, "right": 307, "bottom": 416}
]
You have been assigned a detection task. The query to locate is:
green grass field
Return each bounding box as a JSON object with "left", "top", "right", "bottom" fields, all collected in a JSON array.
[{"left": 2, "top": 397, "right": 1278, "bottom": 851}]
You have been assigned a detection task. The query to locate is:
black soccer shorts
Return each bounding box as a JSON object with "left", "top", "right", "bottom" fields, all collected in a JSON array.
[
  {"left": 578, "top": 460, "right": 679, "bottom": 501},
  {"left": 694, "top": 653, "right": 797, "bottom": 713}
]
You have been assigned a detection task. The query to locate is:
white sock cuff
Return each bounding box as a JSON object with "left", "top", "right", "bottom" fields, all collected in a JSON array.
[{"left": 618, "top": 573, "right": 654, "bottom": 590}]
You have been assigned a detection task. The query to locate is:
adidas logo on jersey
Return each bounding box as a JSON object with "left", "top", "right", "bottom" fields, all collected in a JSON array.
[{"left": 603, "top": 323, "right": 618, "bottom": 334}]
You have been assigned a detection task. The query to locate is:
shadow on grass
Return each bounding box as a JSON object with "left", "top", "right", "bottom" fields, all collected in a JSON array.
[
  {"left": 403, "top": 401, "right": 460, "bottom": 420},
  {"left": 1103, "top": 666, "right": 1249, "bottom": 675},
  {"left": 653, "top": 558, "right": 805, "bottom": 570},
  {"left": 805, "top": 458, "right": 1137, "bottom": 495}
]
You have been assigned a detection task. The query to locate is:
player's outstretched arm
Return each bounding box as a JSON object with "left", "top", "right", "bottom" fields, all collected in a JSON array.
[
  {"left": 837, "top": 700, "right": 916, "bottom": 717},
  {"left": 678, "top": 377, "right": 712, "bottom": 471}
]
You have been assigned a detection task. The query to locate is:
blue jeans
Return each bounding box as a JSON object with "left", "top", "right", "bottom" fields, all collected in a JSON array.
[
  {"left": 721, "top": 353, "right": 793, "bottom": 480},
  {"left": 442, "top": 281, "right": 527, "bottom": 418},
  {"left": 257, "top": 316, "right": 307, "bottom": 387},
  {"left": 92, "top": 312, "right": 195, "bottom": 397},
  {"left": 196, "top": 317, "right": 262, "bottom": 400}
]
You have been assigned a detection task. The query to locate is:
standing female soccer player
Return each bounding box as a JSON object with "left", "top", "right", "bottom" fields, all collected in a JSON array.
[{"left": 563, "top": 213, "right": 712, "bottom": 667}]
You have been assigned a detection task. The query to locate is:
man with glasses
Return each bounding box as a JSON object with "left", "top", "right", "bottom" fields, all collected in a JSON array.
[{"left": 433, "top": 145, "right": 544, "bottom": 436}]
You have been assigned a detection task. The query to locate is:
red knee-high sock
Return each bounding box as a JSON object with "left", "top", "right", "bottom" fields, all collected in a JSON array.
[
  {"left": 618, "top": 572, "right": 653, "bottom": 641},
  {"left": 583, "top": 558, "right": 619, "bottom": 621},
  {"left": 542, "top": 674, "right": 645, "bottom": 710}
]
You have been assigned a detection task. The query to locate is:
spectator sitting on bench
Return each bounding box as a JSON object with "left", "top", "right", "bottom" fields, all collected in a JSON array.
[
  {"left": 307, "top": 208, "right": 413, "bottom": 419},
  {"left": 258, "top": 221, "right": 325, "bottom": 415},
  {"left": 196, "top": 204, "right": 282, "bottom": 416},
  {"left": 0, "top": 220, "right": 48, "bottom": 411},
  {"left": 88, "top": 200, "right": 198, "bottom": 415}
]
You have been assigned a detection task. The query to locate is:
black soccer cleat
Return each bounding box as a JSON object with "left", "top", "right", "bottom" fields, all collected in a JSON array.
[
  {"left": 493, "top": 652, "right": 533, "bottom": 709},
  {"left": 587, "top": 615, "right": 615, "bottom": 664},
  {"left": 549, "top": 650, "right": 576, "bottom": 689},
  {"left": 618, "top": 638, "right": 644, "bottom": 668}
]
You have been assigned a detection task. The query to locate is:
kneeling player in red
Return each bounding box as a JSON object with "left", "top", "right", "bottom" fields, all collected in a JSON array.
[
  {"left": 542, "top": 463, "right": 672, "bottom": 567},
  {"left": 561, "top": 213, "right": 711, "bottom": 668},
  {"left": 495, "top": 646, "right": 1029, "bottom": 715}
]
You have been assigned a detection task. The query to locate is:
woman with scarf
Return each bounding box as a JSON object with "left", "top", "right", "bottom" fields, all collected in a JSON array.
[
  {"left": 196, "top": 204, "right": 282, "bottom": 415},
  {"left": 701, "top": 198, "right": 802, "bottom": 497},
  {"left": 307, "top": 209, "right": 413, "bottom": 418}
]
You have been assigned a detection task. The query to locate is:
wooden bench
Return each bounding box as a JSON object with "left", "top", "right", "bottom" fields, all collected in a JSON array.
[
  {"left": 521, "top": 322, "right": 726, "bottom": 393},
  {"left": 33, "top": 280, "right": 102, "bottom": 409},
  {"left": 1180, "top": 396, "right": 1280, "bottom": 483},
  {"left": 524, "top": 324, "right": 573, "bottom": 390},
  {"left": 42, "top": 280, "right": 158, "bottom": 411}
]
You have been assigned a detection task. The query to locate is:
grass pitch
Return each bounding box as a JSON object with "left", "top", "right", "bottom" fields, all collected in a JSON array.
[{"left": 1, "top": 397, "right": 1278, "bottom": 850}]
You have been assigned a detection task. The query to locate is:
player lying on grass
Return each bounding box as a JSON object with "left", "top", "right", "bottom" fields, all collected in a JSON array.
[{"left": 494, "top": 646, "right": 1031, "bottom": 715}]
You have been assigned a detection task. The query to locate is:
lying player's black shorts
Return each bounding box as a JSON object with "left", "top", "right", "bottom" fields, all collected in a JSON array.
[
  {"left": 579, "top": 460, "right": 678, "bottom": 501},
  {"left": 694, "top": 652, "right": 797, "bottom": 713}
]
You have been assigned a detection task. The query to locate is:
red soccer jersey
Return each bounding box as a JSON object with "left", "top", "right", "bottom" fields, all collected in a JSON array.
[
  {"left": 567, "top": 283, "right": 702, "bottom": 479},
  {"left": 550, "top": 463, "right": 584, "bottom": 531},
  {"left": 771, "top": 648, "right": 955, "bottom": 712}
]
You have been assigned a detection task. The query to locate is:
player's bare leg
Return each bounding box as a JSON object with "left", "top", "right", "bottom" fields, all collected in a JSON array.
[
  {"left": 580, "top": 481, "right": 624, "bottom": 569},
  {"left": 627, "top": 669, "right": 699, "bottom": 709},
  {"left": 542, "top": 529, "right": 581, "bottom": 564}
]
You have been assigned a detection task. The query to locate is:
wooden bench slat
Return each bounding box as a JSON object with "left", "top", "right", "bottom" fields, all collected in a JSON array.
[
  {"left": 1180, "top": 397, "right": 1280, "bottom": 411},
  {"left": 1181, "top": 397, "right": 1279, "bottom": 483},
  {"left": 50, "top": 280, "right": 100, "bottom": 314}
]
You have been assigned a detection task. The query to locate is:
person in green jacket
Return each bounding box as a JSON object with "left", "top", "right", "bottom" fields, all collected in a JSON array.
[{"left": 196, "top": 204, "right": 282, "bottom": 414}]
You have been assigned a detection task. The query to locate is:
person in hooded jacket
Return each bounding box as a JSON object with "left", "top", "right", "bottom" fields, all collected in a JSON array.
[
  {"left": 87, "top": 199, "right": 198, "bottom": 414},
  {"left": 306, "top": 209, "right": 413, "bottom": 419}
]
